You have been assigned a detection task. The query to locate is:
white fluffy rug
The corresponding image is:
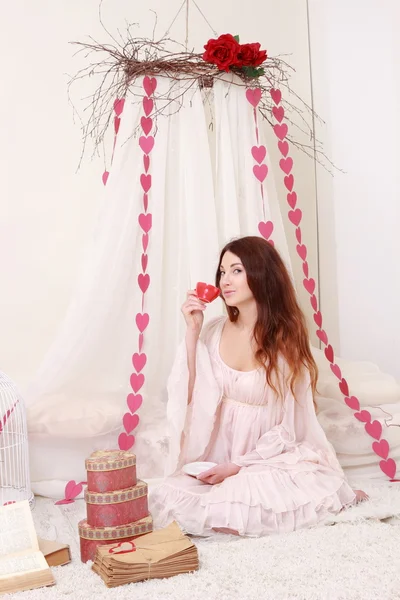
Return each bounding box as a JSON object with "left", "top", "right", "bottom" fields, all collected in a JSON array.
[{"left": 4, "top": 481, "right": 400, "bottom": 600}]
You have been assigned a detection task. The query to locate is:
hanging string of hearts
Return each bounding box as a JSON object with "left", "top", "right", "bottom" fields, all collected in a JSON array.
[
  {"left": 102, "top": 98, "right": 125, "bottom": 186},
  {"left": 268, "top": 87, "right": 397, "bottom": 481},
  {"left": 118, "top": 76, "right": 157, "bottom": 453},
  {"left": 246, "top": 88, "right": 274, "bottom": 247}
]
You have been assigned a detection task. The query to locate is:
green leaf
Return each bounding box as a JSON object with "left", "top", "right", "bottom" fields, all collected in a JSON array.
[
  {"left": 233, "top": 35, "right": 240, "bottom": 42},
  {"left": 241, "top": 66, "right": 265, "bottom": 79}
]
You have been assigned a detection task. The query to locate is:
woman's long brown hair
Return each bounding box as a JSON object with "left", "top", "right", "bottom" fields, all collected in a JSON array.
[{"left": 215, "top": 236, "right": 318, "bottom": 407}]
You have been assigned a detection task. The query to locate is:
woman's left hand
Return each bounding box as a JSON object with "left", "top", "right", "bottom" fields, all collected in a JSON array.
[{"left": 197, "top": 462, "right": 241, "bottom": 484}]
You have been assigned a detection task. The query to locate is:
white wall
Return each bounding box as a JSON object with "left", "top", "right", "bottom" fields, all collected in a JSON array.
[
  {"left": 309, "top": 0, "right": 400, "bottom": 378},
  {"left": 0, "top": 0, "right": 316, "bottom": 389}
]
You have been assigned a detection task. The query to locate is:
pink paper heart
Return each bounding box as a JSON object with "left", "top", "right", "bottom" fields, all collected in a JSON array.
[
  {"left": 345, "top": 396, "right": 360, "bottom": 411},
  {"left": 330, "top": 363, "right": 342, "bottom": 380},
  {"left": 141, "top": 117, "right": 153, "bottom": 135},
  {"left": 280, "top": 157, "right": 293, "bottom": 175},
  {"left": 143, "top": 193, "right": 148, "bottom": 212},
  {"left": 113, "top": 98, "right": 125, "bottom": 117},
  {"left": 143, "top": 76, "right": 157, "bottom": 97},
  {"left": 138, "top": 273, "right": 150, "bottom": 293},
  {"left": 123, "top": 412, "right": 140, "bottom": 434},
  {"left": 314, "top": 311, "right": 323, "bottom": 329},
  {"left": 278, "top": 140, "right": 289, "bottom": 157},
  {"left": 136, "top": 313, "right": 149, "bottom": 333},
  {"left": 139, "top": 136, "right": 154, "bottom": 155},
  {"left": 118, "top": 432, "right": 135, "bottom": 451},
  {"left": 316, "top": 329, "right": 328, "bottom": 345},
  {"left": 253, "top": 164, "right": 268, "bottom": 183},
  {"left": 141, "top": 253, "right": 148, "bottom": 272},
  {"left": 302, "top": 261, "right": 309, "bottom": 278},
  {"left": 339, "top": 378, "right": 349, "bottom": 396},
  {"left": 273, "top": 123, "right": 288, "bottom": 141},
  {"left": 138, "top": 213, "right": 152, "bottom": 233},
  {"left": 325, "top": 345, "right": 334, "bottom": 363},
  {"left": 295, "top": 227, "right": 302, "bottom": 244},
  {"left": 251, "top": 145, "right": 266, "bottom": 164},
  {"left": 270, "top": 88, "right": 282, "bottom": 105},
  {"left": 140, "top": 174, "right": 151, "bottom": 193},
  {"left": 143, "top": 155, "right": 150, "bottom": 173},
  {"left": 130, "top": 373, "right": 144, "bottom": 393},
  {"left": 288, "top": 208, "right": 302, "bottom": 226},
  {"left": 310, "top": 294, "right": 317, "bottom": 311},
  {"left": 373, "top": 439, "right": 389, "bottom": 460},
  {"left": 365, "top": 420, "right": 382, "bottom": 440},
  {"left": 287, "top": 192, "right": 297, "bottom": 209},
  {"left": 303, "top": 277, "right": 316, "bottom": 295},
  {"left": 258, "top": 221, "right": 274, "bottom": 241},
  {"left": 114, "top": 116, "right": 121, "bottom": 135},
  {"left": 143, "top": 97, "right": 154, "bottom": 116},
  {"left": 296, "top": 244, "right": 307, "bottom": 261},
  {"left": 102, "top": 171, "right": 109, "bottom": 186},
  {"left": 284, "top": 174, "right": 294, "bottom": 191},
  {"left": 54, "top": 499, "right": 75, "bottom": 505},
  {"left": 132, "top": 353, "right": 147, "bottom": 373},
  {"left": 272, "top": 105, "right": 284, "bottom": 122},
  {"left": 246, "top": 88, "right": 262, "bottom": 107},
  {"left": 127, "top": 393, "right": 143, "bottom": 413},
  {"left": 142, "top": 234, "right": 149, "bottom": 252},
  {"left": 380, "top": 458, "right": 396, "bottom": 479},
  {"left": 65, "top": 480, "right": 83, "bottom": 500}
]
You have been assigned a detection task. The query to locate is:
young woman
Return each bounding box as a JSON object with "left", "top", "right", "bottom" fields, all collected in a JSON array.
[{"left": 150, "top": 236, "right": 368, "bottom": 536}]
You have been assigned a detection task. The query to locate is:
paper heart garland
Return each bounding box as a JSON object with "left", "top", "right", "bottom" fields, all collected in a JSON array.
[
  {"left": 127, "top": 394, "right": 143, "bottom": 413},
  {"left": 246, "top": 88, "right": 262, "bottom": 107},
  {"left": 118, "top": 432, "right": 135, "bottom": 451}
]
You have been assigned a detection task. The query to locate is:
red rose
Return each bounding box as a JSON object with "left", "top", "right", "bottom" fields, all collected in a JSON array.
[
  {"left": 236, "top": 43, "right": 267, "bottom": 67},
  {"left": 203, "top": 33, "right": 241, "bottom": 72}
]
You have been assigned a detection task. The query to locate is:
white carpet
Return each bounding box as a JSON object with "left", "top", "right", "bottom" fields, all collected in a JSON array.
[{"left": 4, "top": 481, "right": 400, "bottom": 600}]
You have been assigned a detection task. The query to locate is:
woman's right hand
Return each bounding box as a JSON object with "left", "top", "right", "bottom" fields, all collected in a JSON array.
[{"left": 181, "top": 290, "right": 206, "bottom": 335}]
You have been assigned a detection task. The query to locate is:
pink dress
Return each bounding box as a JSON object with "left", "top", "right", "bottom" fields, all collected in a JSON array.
[{"left": 149, "top": 316, "right": 356, "bottom": 536}]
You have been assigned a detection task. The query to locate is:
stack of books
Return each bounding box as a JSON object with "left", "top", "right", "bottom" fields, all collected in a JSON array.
[{"left": 92, "top": 521, "right": 199, "bottom": 587}]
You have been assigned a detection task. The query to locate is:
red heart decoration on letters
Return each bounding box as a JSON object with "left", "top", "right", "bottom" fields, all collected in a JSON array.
[
  {"left": 258, "top": 221, "right": 274, "bottom": 241},
  {"left": 139, "top": 136, "right": 154, "bottom": 155},
  {"left": 246, "top": 88, "right": 262, "bottom": 107},
  {"left": 330, "top": 363, "right": 342, "bottom": 380},
  {"left": 365, "top": 420, "right": 382, "bottom": 440},
  {"left": 354, "top": 410, "right": 371, "bottom": 423},
  {"left": 141, "top": 117, "right": 153, "bottom": 135},
  {"left": 272, "top": 105, "right": 284, "bottom": 122},
  {"left": 139, "top": 213, "right": 152, "bottom": 233},
  {"left": 65, "top": 480, "right": 83, "bottom": 500},
  {"left": 143, "top": 76, "right": 157, "bottom": 96},
  {"left": 287, "top": 192, "right": 297, "bottom": 209},
  {"left": 140, "top": 174, "right": 151, "bottom": 193},
  {"left": 280, "top": 157, "right": 293, "bottom": 175},
  {"left": 303, "top": 278, "right": 316, "bottom": 295},
  {"left": 380, "top": 459, "right": 396, "bottom": 479},
  {"left": 114, "top": 117, "right": 121, "bottom": 135},
  {"left": 314, "top": 311, "right": 323, "bottom": 328},
  {"left": 127, "top": 394, "right": 143, "bottom": 413},
  {"left": 316, "top": 329, "right": 328, "bottom": 345},
  {"left": 130, "top": 373, "right": 144, "bottom": 393},
  {"left": 118, "top": 432, "right": 135, "bottom": 451},
  {"left": 132, "top": 353, "right": 147, "bottom": 372},
  {"left": 253, "top": 164, "right": 268, "bottom": 183},
  {"left": 138, "top": 273, "right": 150, "bottom": 293},
  {"left": 284, "top": 174, "right": 294, "bottom": 191},
  {"left": 339, "top": 378, "right": 349, "bottom": 396},
  {"left": 302, "top": 261, "right": 309, "bottom": 278},
  {"left": 345, "top": 396, "right": 360, "bottom": 411},
  {"left": 324, "top": 345, "right": 334, "bottom": 363},
  {"left": 310, "top": 294, "right": 318, "bottom": 311},
  {"left": 289, "top": 209, "right": 302, "bottom": 226},
  {"left": 136, "top": 313, "right": 149, "bottom": 333},
  {"left": 141, "top": 254, "right": 148, "bottom": 272},
  {"left": 296, "top": 244, "right": 307, "bottom": 261},
  {"left": 274, "top": 123, "right": 288, "bottom": 141},
  {"left": 102, "top": 171, "right": 109, "bottom": 186},
  {"left": 251, "top": 145, "right": 267, "bottom": 164},
  {"left": 113, "top": 98, "right": 125, "bottom": 116},
  {"left": 270, "top": 89, "right": 282, "bottom": 105},
  {"left": 278, "top": 140, "right": 289, "bottom": 157},
  {"left": 372, "top": 439, "right": 389, "bottom": 459},
  {"left": 123, "top": 412, "right": 140, "bottom": 434},
  {"left": 109, "top": 541, "right": 136, "bottom": 555},
  {"left": 143, "top": 97, "right": 153, "bottom": 116}
]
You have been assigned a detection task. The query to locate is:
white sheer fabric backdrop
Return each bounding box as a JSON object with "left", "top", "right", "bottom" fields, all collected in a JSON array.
[{"left": 25, "top": 77, "right": 400, "bottom": 497}]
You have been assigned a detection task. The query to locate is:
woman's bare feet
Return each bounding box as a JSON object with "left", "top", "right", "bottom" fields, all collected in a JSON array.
[{"left": 354, "top": 489, "right": 369, "bottom": 503}]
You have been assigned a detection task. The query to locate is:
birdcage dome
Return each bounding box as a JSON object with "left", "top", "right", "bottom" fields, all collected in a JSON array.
[{"left": 0, "top": 371, "right": 33, "bottom": 507}]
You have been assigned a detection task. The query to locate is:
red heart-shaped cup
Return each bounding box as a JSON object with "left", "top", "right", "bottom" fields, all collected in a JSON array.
[{"left": 196, "top": 282, "right": 220, "bottom": 304}]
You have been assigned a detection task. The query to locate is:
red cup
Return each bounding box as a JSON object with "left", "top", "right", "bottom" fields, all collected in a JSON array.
[{"left": 196, "top": 282, "right": 221, "bottom": 304}]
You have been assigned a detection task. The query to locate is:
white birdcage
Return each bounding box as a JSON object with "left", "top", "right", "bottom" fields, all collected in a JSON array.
[{"left": 0, "top": 371, "right": 33, "bottom": 507}]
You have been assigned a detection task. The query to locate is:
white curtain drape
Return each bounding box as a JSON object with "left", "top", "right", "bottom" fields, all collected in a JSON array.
[{"left": 25, "top": 77, "right": 400, "bottom": 497}]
